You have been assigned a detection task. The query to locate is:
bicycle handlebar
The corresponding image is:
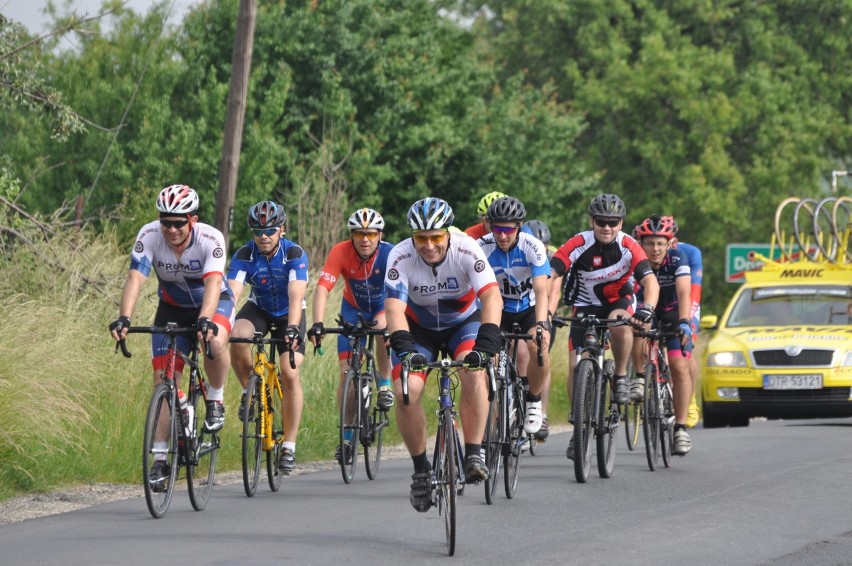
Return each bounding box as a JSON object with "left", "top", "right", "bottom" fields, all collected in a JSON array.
[
  {"left": 229, "top": 333, "right": 297, "bottom": 369},
  {"left": 114, "top": 325, "right": 214, "bottom": 360},
  {"left": 400, "top": 358, "right": 493, "bottom": 406},
  {"left": 312, "top": 314, "right": 388, "bottom": 357},
  {"left": 628, "top": 322, "right": 688, "bottom": 356}
]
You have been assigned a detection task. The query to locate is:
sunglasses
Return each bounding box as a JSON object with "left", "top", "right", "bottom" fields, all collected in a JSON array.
[
  {"left": 491, "top": 224, "right": 519, "bottom": 235},
  {"left": 252, "top": 227, "right": 279, "bottom": 237},
  {"left": 352, "top": 230, "right": 380, "bottom": 241},
  {"left": 593, "top": 218, "right": 622, "bottom": 228},
  {"left": 412, "top": 231, "right": 448, "bottom": 245},
  {"left": 160, "top": 218, "right": 189, "bottom": 229}
]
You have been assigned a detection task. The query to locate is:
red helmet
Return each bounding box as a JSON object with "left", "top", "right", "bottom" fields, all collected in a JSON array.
[{"left": 635, "top": 215, "right": 677, "bottom": 239}]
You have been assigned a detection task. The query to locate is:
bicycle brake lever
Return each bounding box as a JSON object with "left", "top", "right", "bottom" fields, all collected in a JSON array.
[{"left": 116, "top": 339, "right": 132, "bottom": 358}]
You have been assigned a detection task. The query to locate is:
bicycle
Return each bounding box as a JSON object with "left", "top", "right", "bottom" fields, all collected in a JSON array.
[
  {"left": 484, "top": 324, "right": 543, "bottom": 503},
  {"left": 553, "top": 314, "right": 628, "bottom": 483},
  {"left": 314, "top": 315, "right": 390, "bottom": 484},
  {"left": 229, "top": 328, "right": 296, "bottom": 497},
  {"left": 623, "top": 360, "right": 641, "bottom": 451},
  {"left": 401, "top": 357, "right": 476, "bottom": 556},
  {"left": 629, "top": 321, "right": 678, "bottom": 471},
  {"left": 116, "top": 324, "right": 219, "bottom": 518}
]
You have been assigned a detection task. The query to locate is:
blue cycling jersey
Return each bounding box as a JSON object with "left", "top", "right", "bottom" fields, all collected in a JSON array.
[
  {"left": 477, "top": 232, "right": 550, "bottom": 313},
  {"left": 227, "top": 239, "right": 309, "bottom": 317}
]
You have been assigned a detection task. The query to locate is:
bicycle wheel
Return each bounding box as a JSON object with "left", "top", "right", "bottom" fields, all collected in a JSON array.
[
  {"left": 642, "top": 363, "right": 660, "bottom": 471},
  {"left": 596, "top": 360, "right": 617, "bottom": 479},
  {"left": 660, "top": 377, "right": 675, "bottom": 469},
  {"left": 504, "top": 379, "right": 524, "bottom": 499},
  {"left": 774, "top": 197, "right": 801, "bottom": 261},
  {"left": 187, "top": 382, "right": 218, "bottom": 511},
  {"left": 832, "top": 196, "right": 852, "bottom": 262},
  {"left": 241, "top": 373, "right": 262, "bottom": 497},
  {"left": 572, "top": 359, "right": 595, "bottom": 483},
  {"left": 266, "top": 376, "right": 285, "bottom": 492},
  {"left": 792, "top": 197, "right": 818, "bottom": 260},
  {"left": 483, "top": 382, "right": 502, "bottom": 505},
  {"left": 624, "top": 361, "right": 640, "bottom": 450},
  {"left": 437, "top": 410, "right": 457, "bottom": 556},
  {"left": 142, "top": 384, "right": 179, "bottom": 519},
  {"left": 364, "top": 385, "right": 387, "bottom": 480},
  {"left": 339, "top": 370, "right": 360, "bottom": 484}
]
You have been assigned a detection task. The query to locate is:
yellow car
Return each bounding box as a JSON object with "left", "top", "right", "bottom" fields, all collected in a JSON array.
[{"left": 700, "top": 262, "right": 852, "bottom": 428}]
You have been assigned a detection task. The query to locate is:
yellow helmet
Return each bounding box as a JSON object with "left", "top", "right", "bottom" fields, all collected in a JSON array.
[{"left": 477, "top": 191, "right": 507, "bottom": 216}]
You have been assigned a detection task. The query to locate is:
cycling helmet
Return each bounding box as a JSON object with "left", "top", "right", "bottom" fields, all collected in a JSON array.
[
  {"left": 486, "top": 196, "right": 527, "bottom": 223},
  {"left": 587, "top": 193, "right": 626, "bottom": 218},
  {"left": 347, "top": 207, "right": 385, "bottom": 231},
  {"left": 526, "top": 219, "right": 551, "bottom": 244},
  {"left": 477, "top": 191, "right": 507, "bottom": 216},
  {"left": 247, "top": 200, "right": 286, "bottom": 229},
  {"left": 156, "top": 184, "right": 199, "bottom": 215},
  {"left": 407, "top": 197, "right": 455, "bottom": 230},
  {"left": 635, "top": 214, "right": 677, "bottom": 240}
]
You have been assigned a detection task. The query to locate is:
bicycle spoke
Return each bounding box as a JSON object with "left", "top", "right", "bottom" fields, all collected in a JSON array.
[
  {"left": 241, "top": 374, "right": 262, "bottom": 497},
  {"left": 187, "top": 380, "right": 218, "bottom": 511},
  {"left": 142, "top": 384, "right": 178, "bottom": 519}
]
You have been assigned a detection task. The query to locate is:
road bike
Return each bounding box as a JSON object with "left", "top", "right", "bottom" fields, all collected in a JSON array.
[
  {"left": 229, "top": 328, "right": 296, "bottom": 496},
  {"left": 116, "top": 324, "right": 219, "bottom": 518},
  {"left": 623, "top": 360, "right": 641, "bottom": 451},
  {"left": 553, "top": 314, "right": 628, "bottom": 483},
  {"left": 401, "top": 357, "right": 475, "bottom": 556},
  {"left": 314, "top": 315, "right": 390, "bottom": 484}
]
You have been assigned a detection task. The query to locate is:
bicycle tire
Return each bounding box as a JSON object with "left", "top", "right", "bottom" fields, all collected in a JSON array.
[
  {"left": 187, "top": 382, "right": 218, "bottom": 511},
  {"left": 142, "top": 383, "right": 178, "bottom": 519},
  {"left": 596, "top": 360, "right": 617, "bottom": 478},
  {"left": 813, "top": 197, "right": 840, "bottom": 262},
  {"left": 266, "top": 376, "right": 285, "bottom": 492},
  {"left": 483, "top": 382, "right": 502, "bottom": 505},
  {"left": 660, "top": 375, "right": 675, "bottom": 469},
  {"left": 774, "top": 197, "right": 801, "bottom": 262},
  {"left": 364, "top": 384, "right": 387, "bottom": 480},
  {"left": 572, "top": 359, "right": 595, "bottom": 483},
  {"left": 241, "top": 373, "right": 262, "bottom": 497},
  {"left": 832, "top": 196, "right": 852, "bottom": 262},
  {"left": 642, "top": 363, "right": 660, "bottom": 471},
  {"left": 504, "top": 378, "right": 524, "bottom": 499},
  {"left": 792, "top": 197, "right": 818, "bottom": 260},
  {"left": 439, "top": 410, "right": 457, "bottom": 556},
  {"left": 339, "top": 369, "right": 360, "bottom": 484},
  {"left": 624, "top": 361, "right": 640, "bottom": 450}
]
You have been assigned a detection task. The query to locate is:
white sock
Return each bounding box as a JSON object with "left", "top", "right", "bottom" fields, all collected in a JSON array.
[
  {"left": 283, "top": 441, "right": 296, "bottom": 453},
  {"left": 206, "top": 385, "right": 224, "bottom": 402}
]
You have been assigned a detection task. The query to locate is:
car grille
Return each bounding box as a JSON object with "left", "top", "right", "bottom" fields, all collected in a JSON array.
[
  {"left": 740, "top": 388, "right": 850, "bottom": 403},
  {"left": 752, "top": 349, "right": 834, "bottom": 367}
]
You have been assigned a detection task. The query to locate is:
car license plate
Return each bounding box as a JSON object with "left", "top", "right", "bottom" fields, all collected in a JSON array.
[{"left": 763, "top": 374, "right": 823, "bottom": 390}]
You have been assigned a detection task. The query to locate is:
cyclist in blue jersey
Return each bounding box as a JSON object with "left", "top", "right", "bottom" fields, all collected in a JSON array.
[
  {"left": 109, "top": 185, "right": 235, "bottom": 488},
  {"left": 228, "top": 201, "right": 309, "bottom": 474},
  {"left": 673, "top": 239, "right": 703, "bottom": 428},
  {"left": 477, "top": 197, "right": 551, "bottom": 434},
  {"left": 631, "top": 215, "right": 694, "bottom": 455}
]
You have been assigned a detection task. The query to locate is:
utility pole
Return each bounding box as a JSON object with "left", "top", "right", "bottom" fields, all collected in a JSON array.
[{"left": 215, "top": 0, "right": 257, "bottom": 248}]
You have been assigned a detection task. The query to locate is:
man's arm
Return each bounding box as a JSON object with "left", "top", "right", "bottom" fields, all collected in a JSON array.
[
  {"left": 547, "top": 272, "right": 564, "bottom": 314},
  {"left": 287, "top": 279, "right": 308, "bottom": 327},
  {"left": 119, "top": 269, "right": 147, "bottom": 320},
  {"left": 312, "top": 285, "right": 330, "bottom": 325},
  {"left": 199, "top": 273, "right": 224, "bottom": 321},
  {"left": 637, "top": 272, "right": 660, "bottom": 309},
  {"left": 532, "top": 274, "right": 550, "bottom": 323},
  {"left": 227, "top": 278, "right": 245, "bottom": 306},
  {"left": 675, "top": 275, "right": 692, "bottom": 322},
  {"left": 478, "top": 286, "right": 503, "bottom": 326},
  {"left": 385, "top": 297, "right": 409, "bottom": 334}
]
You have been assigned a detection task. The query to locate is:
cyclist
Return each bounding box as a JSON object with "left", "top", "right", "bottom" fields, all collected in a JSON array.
[
  {"left": 309, "top": 207, "right": 395, "bottom": 464},
  {"left": 386, "top": 197, "right": 503, "bottom": 512},
  {"left": 227, "top": 201, "right": 309, "bottom": 475},
  {"left": 630, "top": 215, "right": 694, "bottom": 455},
  {"left": 672, "top": 236, "right": 703, "bottom": 428},
  {"left": 109, "top": 185, "right": 234, "bottom": 489},
  {"left": 525, "top": 218, "right": 557, "bottom": 441},
  {"left": 477, "top": 197, "right": 551, "bottom": 435},
  {"left": 464, "top": 191, "right": 536, "bottom": 239},
  {"left": 547, "top": 193, "right": 659, "bottom": 459}
]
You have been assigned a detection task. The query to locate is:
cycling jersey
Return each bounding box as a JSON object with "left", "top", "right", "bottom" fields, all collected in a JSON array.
[
  {"left": 316, "top": 240, "right": 393, "bottom": 312},
  {"left": 551, "top": 231, "right": 653, "bottom": 307},
  {"left": 227, "top": 239, "right": 309, "bottom": 318},
  {"left": 675, "top": 241, "right": 703, "bottom": 322},
  {"left": 637, "top": 248, "right": 691, "bottom": 318},
  {"left": 130, "top": 220, "right": 229, "bottom": 308},
  {"left": 385, "top": 233, "right": 498, "bottom": 330},
  {"left": 477, "top": 232, "right": 550, "bottom": 313}
]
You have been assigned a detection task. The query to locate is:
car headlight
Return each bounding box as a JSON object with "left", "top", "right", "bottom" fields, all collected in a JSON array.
[
  {"left": 706, "top": 351, "right": 747, "bottom": 367},
  {"left": 844, "top": 351, "right": 852, "bottom": 367}
]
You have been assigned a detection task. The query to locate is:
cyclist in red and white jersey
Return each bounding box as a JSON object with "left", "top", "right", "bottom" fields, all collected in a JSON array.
[
  {"left": 386, "top": 198, "right": 503, "bottom": 512},
  {"left": 109, "top": 185, "right": 234, "bottom": 489},
  {"left": 547, "top": 193, "right": 659, "bottom": 458}
]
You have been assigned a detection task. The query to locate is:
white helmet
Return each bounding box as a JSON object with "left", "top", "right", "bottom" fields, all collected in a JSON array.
[
  {"left": 156, "top": 184, "right": 199, "bottom": 215},
  {"left": 407, "top": 198, "right": 454, "bottom": 231},
  {"left": 347, "top": 208, "right": 385, "bottom": 231}
]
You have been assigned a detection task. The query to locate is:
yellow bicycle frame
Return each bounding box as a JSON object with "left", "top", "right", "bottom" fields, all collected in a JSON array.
[{"left": 252, "top": 348, "right": 284, "bottom": 452}]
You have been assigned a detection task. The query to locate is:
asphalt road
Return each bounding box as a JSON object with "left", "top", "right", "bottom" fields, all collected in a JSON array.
[{"left": 3, "top": 418, "right": 852, "bottom": 565}]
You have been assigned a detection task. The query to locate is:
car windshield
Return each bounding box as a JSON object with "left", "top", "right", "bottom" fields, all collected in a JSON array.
[{"left": 727, "top": 285, "right": 851, "bottom": 327}]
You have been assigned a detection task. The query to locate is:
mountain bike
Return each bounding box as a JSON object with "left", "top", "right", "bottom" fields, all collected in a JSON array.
[
  {"left": 314, "top": 315, "right": 390, "bottom": 484},
  {"left": 229, "top": 329, "right": 296, "bottom": 496},
  {"left": 553, "top": 314, "right": 628, "bottom": 483},
  {"left": 116, "top": 324, "right": 219, "bottom": 518},
  {"left": 401, "top": 357, "right": 476, "bottom": 556}
]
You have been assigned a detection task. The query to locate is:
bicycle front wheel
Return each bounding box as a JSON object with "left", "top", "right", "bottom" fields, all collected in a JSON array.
[
  {"left": 187, "top": 382, "right": 218, "bottom": 511},
  {"left": 504, "top": 379, "right": 524, "bottom": 499},
  {"left": 142, "top": 384, "right": 179, "bottom": 519},
  {"left": 642, "top": 363, "right": 660, "bottom": 471},
  {"left": 339, "top": 370, "right": 360, "bottom": 484},
  {"left": 572, "top": 359, "right": 595, "bottom": 483},
  {"left": 660, "top": 377, "right": 675, "bottom": 468},
  {"left": 266, "top": 377, "right": 285, "bottom": 492},
  {"left": 241, "top": 373, "right": 262, "bottom": 497},
  {"left": 483, "top": 383, "right": 502, "bottom": 504},
  {"left": 596, "top": 360, "right": 617, "bottom": 479},
  {"left": 436, "top": 410, "right": 457, "bottom": 556},
  {"left": 364, "top": 400, "right": 387, "bottom": 480}
]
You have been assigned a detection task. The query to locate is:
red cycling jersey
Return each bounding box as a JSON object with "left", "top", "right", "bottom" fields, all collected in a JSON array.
[{"left": 316, "top": 240, "right": 393, "bottom": 312}]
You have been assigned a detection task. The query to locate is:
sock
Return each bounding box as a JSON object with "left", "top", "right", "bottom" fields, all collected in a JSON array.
[
  {"left": 343, "top": 430, "right": 354, "bottom": 442},
  {"left": 525, "top": 391, "right": 542, "bottom": 403},
  {"left": 412, "top": 451, "right": 430, "bottom": 473},
  {"left": 206, "top": 385, "right": 224, "bottom": 402},
  {"left": 154, "top": 442, "right": 168, "bottom": 462},
  {"left": 379, "top": 377, "right": 392, "bottom": 388},
  {"left": 674, "top": 424, "right": 686, "bottom": 432},
  {"left": 283, "top": 441, "right": 296, "bottom": 453},
  {"left": 465, "top": 443, "right": 481, "bottom": 460}
]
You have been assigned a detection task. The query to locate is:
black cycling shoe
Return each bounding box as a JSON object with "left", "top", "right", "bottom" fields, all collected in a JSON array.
[
  {"left": 409, "top": 469, "right": 432, "bottom": 512},
  {"left": 238, "top": 393, "right": 255, "bottom": 421},
  {"left": 335, "top": 442, "right": 353, "bottom": 465},
  {"left": 534, "top": 417, "right": 549, "bottom": 441},
  {"left": 278, "top": 448, "right": 296, "bottom": 474},
  {"left": 204, "top": 400, "right": 225, "bottom": 432},
  {"left": 463, "top": 453, "right": 489, "bottom": 484},
  {"left": 148, "top": 460, "right": 170, "bottom": 493}
]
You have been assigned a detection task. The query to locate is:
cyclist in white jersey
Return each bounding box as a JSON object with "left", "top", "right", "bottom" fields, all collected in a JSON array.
[
  {"left": 109, "top": 185, "right": 234, "bottom": 489},
  {"left": 477, "top": 196, "right": 551, "bottom": 435},
  {"left": 386, "top": 197, "right": 503, "bottom": 512}
]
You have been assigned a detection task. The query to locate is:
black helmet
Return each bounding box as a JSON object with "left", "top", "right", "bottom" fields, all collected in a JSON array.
[
  {"left": 526, "top": 219, "right": 551, "bottom": 244},
  {"left": 486, "top": 196, "right": 527, "bottom": 223},
  {"left": 247, "top": 201, "right": 286, "bottom": 229},
  {"left": 587, "top": 193, "right": 626, "bottom": 218}
]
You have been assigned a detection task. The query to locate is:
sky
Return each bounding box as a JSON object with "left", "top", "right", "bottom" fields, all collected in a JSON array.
[{"left": 2, "top": 0, "right": 193, "bottom": 34}]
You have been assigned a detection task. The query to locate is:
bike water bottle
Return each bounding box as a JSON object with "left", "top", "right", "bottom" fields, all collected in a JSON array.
[{"left": 178, "top": 389, "right": 191, "bottom": 438}]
